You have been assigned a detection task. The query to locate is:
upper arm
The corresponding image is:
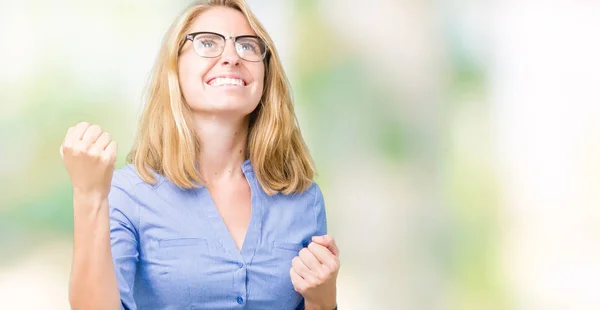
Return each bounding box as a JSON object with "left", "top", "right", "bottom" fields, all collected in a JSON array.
[
  {"left": 108, "top": 172, "right": 140, "bottom": 310},
  {"left": 312, "top": 182, "right": 327, "bottom": 236}
]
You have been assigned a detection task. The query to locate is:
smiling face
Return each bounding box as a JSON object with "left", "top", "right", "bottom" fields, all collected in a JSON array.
[{"left": 178, "top": 6, "right": 265, "bottom": 117}]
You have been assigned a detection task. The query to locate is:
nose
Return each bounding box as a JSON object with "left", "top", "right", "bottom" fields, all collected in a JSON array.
[{"left": 219, "top": 39, "right": 241, "bottom": 66}]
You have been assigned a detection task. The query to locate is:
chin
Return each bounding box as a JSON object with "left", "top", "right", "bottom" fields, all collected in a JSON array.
[{"left": 192, "top": 99, "right": 259, "bottom": 117}]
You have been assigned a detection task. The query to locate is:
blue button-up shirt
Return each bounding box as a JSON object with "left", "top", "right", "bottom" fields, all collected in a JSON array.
[{"left": 108, "top": 160, "right": 327, "bottom": 309}]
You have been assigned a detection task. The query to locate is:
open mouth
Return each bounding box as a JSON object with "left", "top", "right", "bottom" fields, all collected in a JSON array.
[{"left": 206, "top": 77, "right": 247, "bottom": 87}]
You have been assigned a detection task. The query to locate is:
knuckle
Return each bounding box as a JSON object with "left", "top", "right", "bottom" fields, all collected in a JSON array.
[
  {"left": 296, "top": 284, "right": 306, "bottom": 294},
  {"left": 101, "top": 153, "right": 115, "bottom": 165},
  {"left": 324, "top": 262, "right": 336, "bottom": 274},
  {"left": 108, "top": 140, "right": 117, "bottom": 150},
  {"left": 99, "top": 153, "right": 110, "bottom": 163},
  {"left": 77, "top": 121, "right": 90, "bottom": 129},
  {"left": 291, "top": 256, "right": 300, "bottom": 266},
  {"left": 320, "top": 264, "right": 331, "bottom": 274},
  {"left": 72, "top": 144, "right": 87, "bottom": 155},
  {"left": 62, "top": 141, "right": 73, "bottom": 149},
  {"left": 299, "top": 248, "right": 310, "bottom": 256},
  {"left": 315, "top": 273, "right": 326, "bottom": 283},
  {"left": 325, "top": 261, "right": 335, "bottom": 271},
  {"left": 88, "top": 149, "right": 101, "bottom": 158},
  {"left": 87, "top": 125, "right": 101, "bottom": 135},
  {"left": 327, "top": 265, "right": 336, "bottom": 274},
  {"left": 328, "top": 265, "right": 337, "bottom": 276}
]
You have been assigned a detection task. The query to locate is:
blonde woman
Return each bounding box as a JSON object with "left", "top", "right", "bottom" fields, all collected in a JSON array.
[{"left": 59, "top": 0, "right": 339, "bottom": 309}]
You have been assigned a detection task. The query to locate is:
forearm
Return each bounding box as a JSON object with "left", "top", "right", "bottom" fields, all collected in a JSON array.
[{"left": 69, "top": 194, "right": 120, "bottom": 310}]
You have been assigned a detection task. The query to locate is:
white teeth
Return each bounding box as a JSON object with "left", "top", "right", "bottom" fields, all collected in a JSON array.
[{"left": 209, "top": 78, "right": 244, "bottom": 87}]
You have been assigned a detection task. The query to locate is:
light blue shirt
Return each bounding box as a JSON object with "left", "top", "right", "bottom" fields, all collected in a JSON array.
[{"left": 108, "top": 159, "right": 327, "bottom": 309}]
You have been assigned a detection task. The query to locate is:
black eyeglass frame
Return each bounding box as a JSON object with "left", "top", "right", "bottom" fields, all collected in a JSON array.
[{"left": 185, "top": 31, "right": 269, "bottom": 62}]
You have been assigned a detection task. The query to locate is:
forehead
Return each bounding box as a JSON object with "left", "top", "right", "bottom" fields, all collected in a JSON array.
[{"left": 188, "top": 6, "right": 256, "bottom": 36}]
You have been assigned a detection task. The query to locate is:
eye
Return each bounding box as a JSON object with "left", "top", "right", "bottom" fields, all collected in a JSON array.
[
  {"left": 193, "top": 33, "right": 223, "bottom": 50},
  {"left": 237, "top": 38, "right": 265, "bottom": 55},
  {"left": 239, "top": 42, "right": 257, "bottom": 52},
  {"left": 199, "top": 39, "right": 216, "bottom": 48}
]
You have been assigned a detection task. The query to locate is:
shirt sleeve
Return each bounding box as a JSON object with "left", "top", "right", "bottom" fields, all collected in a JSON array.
[
  {"left": 108, "top": 171, "right": 140, "bottom": 310},
  {"left": 313, "top": 182, "right": 328, "bottom": 237}
]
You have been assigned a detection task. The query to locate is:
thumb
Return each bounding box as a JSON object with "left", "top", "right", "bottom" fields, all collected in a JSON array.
[
  {"left": 312, "top": 235, "right": 330, "bottom": 244},
  {"left": 312, "top": 235, "right": 339, "bottom": 256}
]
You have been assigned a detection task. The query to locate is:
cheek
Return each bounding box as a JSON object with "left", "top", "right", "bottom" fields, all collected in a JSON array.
[
  {"left": 178, "top": 65, "right": 196, "bottom": 96},
  {"left": 178, "top": 57, "right": 211, "bottom": 96},
  {"left": 253, "top": 66, "right": 266, "bottom": 98},
  {"left": 254, "top": 79, "right": 264, "bottom": 97}
]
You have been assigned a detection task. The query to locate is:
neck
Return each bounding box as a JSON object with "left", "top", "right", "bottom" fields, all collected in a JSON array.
[{"left": 193, "top": 114, "right": 249, "bottom": 184}]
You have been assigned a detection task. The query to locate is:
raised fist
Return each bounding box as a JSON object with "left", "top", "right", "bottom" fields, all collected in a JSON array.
[{"left": 60, "top": 122, "right": 117, "bottom": 200}]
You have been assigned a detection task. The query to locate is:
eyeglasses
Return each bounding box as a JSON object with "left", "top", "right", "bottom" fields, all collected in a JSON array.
[{"left": 185, "top": 31, "right": 268, "bottom": 62}]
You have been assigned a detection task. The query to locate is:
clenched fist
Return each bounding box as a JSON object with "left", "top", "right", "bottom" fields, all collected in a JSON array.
[
  {"left": 60, "top": 122, "right": 117, "bottom": 200},
  {"left": 291, "top": 235, "right": 340, "bottom": 310}
]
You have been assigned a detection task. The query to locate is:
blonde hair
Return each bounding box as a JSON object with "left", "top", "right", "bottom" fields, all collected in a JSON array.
[{"left": 127, "top": 0, "right": 315, "bottom": 195}]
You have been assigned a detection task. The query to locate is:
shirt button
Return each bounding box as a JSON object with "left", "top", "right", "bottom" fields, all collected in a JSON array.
[
  {"left": 238, "top": 262, "right": 244, "bottom": 268},
  {"left": 236, "top": 296, "right": 244, "bottom": 304}
]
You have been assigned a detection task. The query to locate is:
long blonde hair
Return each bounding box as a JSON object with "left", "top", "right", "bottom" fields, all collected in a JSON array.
[{"left": 127, "top": 0, "right": 315, "bottom": 195}]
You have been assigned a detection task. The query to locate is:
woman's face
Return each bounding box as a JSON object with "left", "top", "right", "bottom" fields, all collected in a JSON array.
[{"left": 178, "top": 6, "right": 265, "bottom": 117}]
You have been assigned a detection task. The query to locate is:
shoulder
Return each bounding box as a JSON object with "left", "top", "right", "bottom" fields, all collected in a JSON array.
[
  {"left": 109, "top": 164, "right": 168, "bottom": 209},
  {"left": 111, "top": 164, "right": 165, "bottom": 191},
  {"left": 110, "top": 164, "right": 194, "bottom": 212},
  {"left": 302, "top": 181, "right": 324, "bottom": 203},
  {"left": 300, "top": 181, "right": 327, "bottom": 234},
  {"left": 267, "top": 180, "right": 324, "bottom": 207},
  {"left": 310, "top": 181, "right": 324, "bottom": 201}
]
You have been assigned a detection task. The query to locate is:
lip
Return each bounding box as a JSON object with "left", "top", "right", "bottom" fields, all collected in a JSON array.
[{"left": 205, "top": 74, "right": 248, "bottom": 86}]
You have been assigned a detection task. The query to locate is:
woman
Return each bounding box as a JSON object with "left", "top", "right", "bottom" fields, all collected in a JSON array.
[{"left": 59, "top": 0, "right": 339, "bottom": 309}]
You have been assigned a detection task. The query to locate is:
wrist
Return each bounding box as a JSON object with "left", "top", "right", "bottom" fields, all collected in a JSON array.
[
  {"left": 72, "top": 189, "right": 108, "bottom": 206},
  {"left": 72, "top": 192, "right": 109, "bottom": 220},
  {"left": 304, "top": 299, "right": 337, "bottom": 310}
]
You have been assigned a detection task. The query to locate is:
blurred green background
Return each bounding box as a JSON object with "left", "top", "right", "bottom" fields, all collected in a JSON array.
[{"left": 2, "top": 1, "right": 600, "bottom": 309}]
